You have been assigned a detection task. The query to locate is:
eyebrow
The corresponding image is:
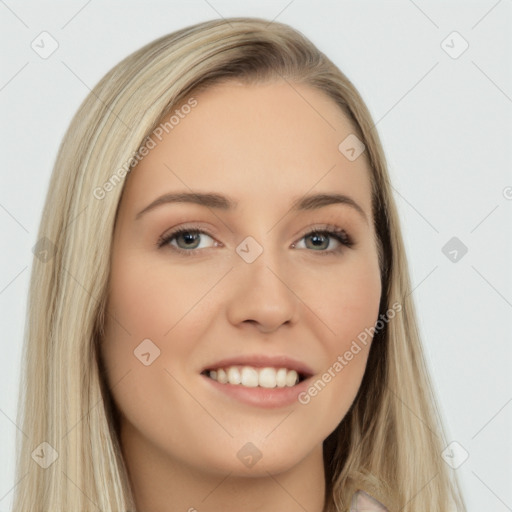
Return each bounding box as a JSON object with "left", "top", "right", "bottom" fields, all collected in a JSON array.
[{"left": 135, "top": 191, "right": 368, "bottom": 224}]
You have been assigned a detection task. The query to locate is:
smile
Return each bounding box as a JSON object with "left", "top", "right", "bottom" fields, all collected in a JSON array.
[{"left": 202, "top": 365, "right": 306, "bottom": 388}]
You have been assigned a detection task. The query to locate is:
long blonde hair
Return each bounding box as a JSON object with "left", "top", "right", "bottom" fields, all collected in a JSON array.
[{"left": 13, "top": 17, "right": 466, "bottom": 511}]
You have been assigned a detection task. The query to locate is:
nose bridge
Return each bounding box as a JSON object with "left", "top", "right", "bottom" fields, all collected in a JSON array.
[
  {"left": 236, "top": 232, "right": 286, "bottom": 290},
  {"left": 226, "top": 230, "right": 300, "bottom": 330}
]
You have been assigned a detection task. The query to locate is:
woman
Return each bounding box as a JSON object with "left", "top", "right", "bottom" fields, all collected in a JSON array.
[{"left": 13, "top": 17, "right": 466, "bottom": 511}]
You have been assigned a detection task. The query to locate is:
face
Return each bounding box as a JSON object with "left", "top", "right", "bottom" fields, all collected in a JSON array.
[{"left": 101, "top": 80, "right": 382, "bottom": 478}]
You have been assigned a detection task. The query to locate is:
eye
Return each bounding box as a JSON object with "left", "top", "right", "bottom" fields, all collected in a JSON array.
[
  {"left": 157, "top": 226, "right": 218, "bottom": 256},
  {"left": 292, "top": 225, "right": 354, "bottom": 255},
  {"left": 157, "top": 223, "right": 354, "bottom": 257}
]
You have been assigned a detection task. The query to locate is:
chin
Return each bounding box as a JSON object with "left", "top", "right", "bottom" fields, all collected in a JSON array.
[{"left": 189, "top": 436, "right": 319, "bottom": 477}]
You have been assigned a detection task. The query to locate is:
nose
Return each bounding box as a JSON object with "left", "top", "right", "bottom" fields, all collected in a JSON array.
[{"left": 225, "top": 243, "right": 300, "bottom": 334}]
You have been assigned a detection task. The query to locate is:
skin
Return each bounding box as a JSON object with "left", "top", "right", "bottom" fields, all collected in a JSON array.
[{"left": 100, "top": 80, "right": 382, "bottom": 512}]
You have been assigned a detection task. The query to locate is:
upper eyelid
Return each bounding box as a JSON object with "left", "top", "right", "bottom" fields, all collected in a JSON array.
[{"left": 161, "top": 223, "right": 348, "bottom": 238}]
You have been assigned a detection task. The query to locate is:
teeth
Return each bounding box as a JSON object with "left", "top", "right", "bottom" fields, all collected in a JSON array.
[
  {"left": 207, "top": 366, "right": 301, "bottom": 388},
  {"left": 275, "top": 368, "right": 287, "bottom": 387},
  {"left": 285, "top": 370, "right": 299, "bottom": 387},
  {"left": 241, "top": 367, "right": 259, "bottom": 387},
  {"left": 259, "top": 367, "right": 279, "bottom": 388},
  {"left": 227, "top": 367, "right": 241, "bottom": 385}
]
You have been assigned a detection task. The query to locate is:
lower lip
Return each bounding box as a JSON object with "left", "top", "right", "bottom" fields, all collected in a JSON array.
[{"left": 201, "top": 374, "right": 312, "bottom": 409}]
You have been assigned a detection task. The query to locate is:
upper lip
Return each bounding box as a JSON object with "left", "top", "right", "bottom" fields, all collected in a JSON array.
[{"left": 201, "top": 354, "right": 315, "bottom": 378}]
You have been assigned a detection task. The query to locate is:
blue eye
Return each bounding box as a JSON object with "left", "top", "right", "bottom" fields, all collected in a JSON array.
[
  {"left": 157, "top": 224, "right": 354, "bottom": 257},
  {"left": 293, "top": 227, "right": 354, "bottom": 255}
]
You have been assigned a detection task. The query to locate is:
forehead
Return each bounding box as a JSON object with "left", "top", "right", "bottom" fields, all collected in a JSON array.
[{"left": 121, "top": 80, "right": 373, "bottom": 218}]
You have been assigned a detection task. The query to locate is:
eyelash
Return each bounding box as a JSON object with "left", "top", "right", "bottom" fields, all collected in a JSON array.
[{"left": 156, "top": 224, "right": 354, "bottom": 257}]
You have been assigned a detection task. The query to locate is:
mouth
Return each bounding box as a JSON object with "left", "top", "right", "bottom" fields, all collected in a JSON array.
[
  {"left": 199, "top": 357, "right": 316, "bottom": 409},
  {"left": 200, "top": 365, "right": 311, "bottom": 388}
]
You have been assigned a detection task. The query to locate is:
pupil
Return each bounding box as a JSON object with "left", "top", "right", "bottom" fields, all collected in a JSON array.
[
  {"left": 309, "top": 234, "right": 327, "bottom": 249},
  {"left": 181, "top": 233, "right": 199, "bottom": 248}
]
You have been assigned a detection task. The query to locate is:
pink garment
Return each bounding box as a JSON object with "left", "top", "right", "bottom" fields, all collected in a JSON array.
[{"left": 350, "top": 489, "right": 389, "bottom": 511}]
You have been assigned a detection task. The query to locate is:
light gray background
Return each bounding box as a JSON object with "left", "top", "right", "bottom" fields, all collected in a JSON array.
[{"left": 1, "top": 1, "right": 511, "bottom": 510}]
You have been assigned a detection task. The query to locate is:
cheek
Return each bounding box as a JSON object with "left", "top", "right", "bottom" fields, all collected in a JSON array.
[
  {"left": 102, "top": 251, "right": 219, "bottom": 369},
  {"left": 297, "top": 252, "right": 381, "bottom": 418},
  {"left": 100, "top": 247, "right": 231, "bottom": 403},
  {"left": 304, "top": 248, "right": 382, "bottom": 345},
  {"left": 329, "top": 268, "right": 381, "bottom": 341},
  {"left": 99, "top": 253, "right": 224, "bottom": 455}
]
